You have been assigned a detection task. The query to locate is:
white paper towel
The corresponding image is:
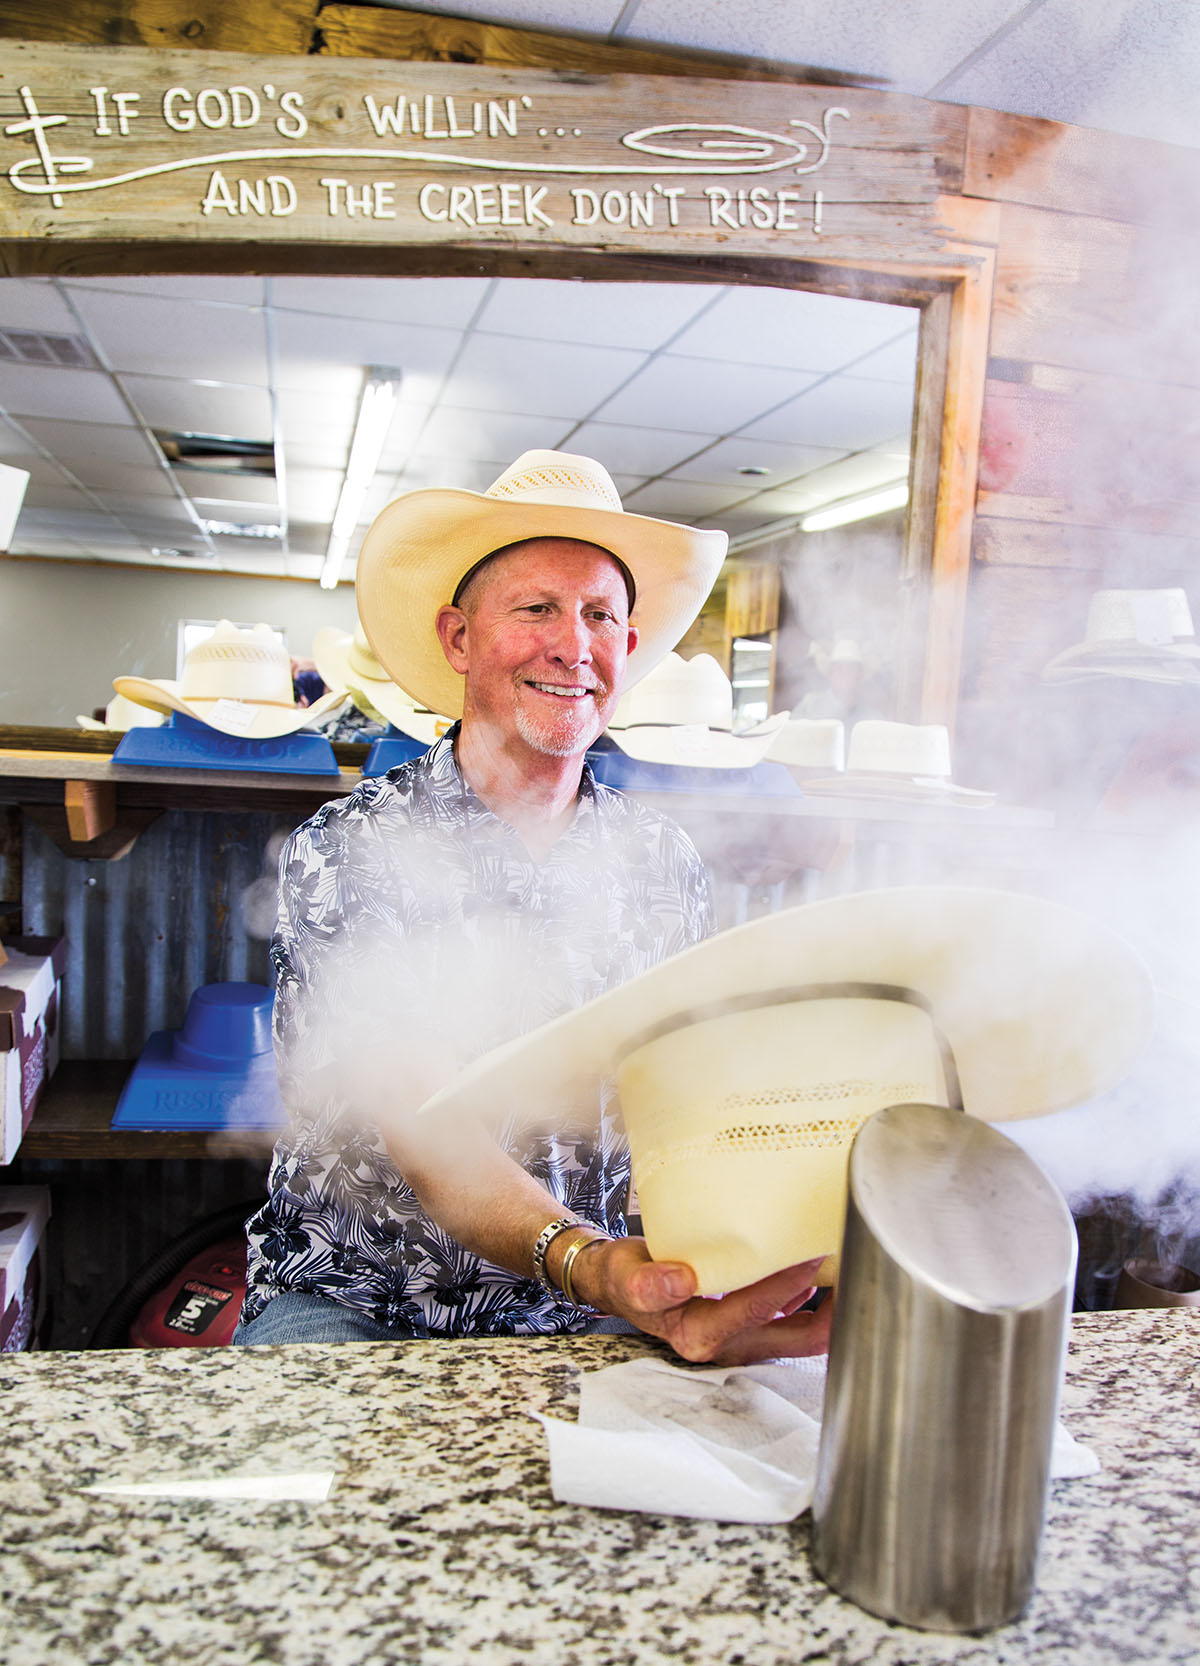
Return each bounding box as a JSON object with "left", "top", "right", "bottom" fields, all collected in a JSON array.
[{"left": 537, "top": 1356, "right": 1099, "bottom": 1523}]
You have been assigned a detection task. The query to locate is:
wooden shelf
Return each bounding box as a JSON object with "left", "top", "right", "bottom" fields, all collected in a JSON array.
[{"left": 15, "top": 1060, "right": 277, "bottom": 1161}]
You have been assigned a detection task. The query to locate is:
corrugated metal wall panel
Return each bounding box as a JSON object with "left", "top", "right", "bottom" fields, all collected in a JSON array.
[{"left": 22, "top": 809, "right": 289, "bottom": 1059}]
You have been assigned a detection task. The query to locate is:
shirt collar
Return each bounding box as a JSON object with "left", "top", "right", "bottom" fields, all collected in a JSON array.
[{"left": 423, "top": 725, "right": 600, "bottom": 840}]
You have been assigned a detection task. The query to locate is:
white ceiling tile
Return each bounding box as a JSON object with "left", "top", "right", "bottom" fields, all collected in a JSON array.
[
  {"left": 442, "top": 335, "right": 647, "bottom": 420},
  {"left": 473, "top": 280, "right": 724, "bottom": 350},
  {"left": 939, "top": 0, "right": 1200, "bottom": 147},
  {"left": 278, "top": 386, "right": 358, "bottom": 442},
  {"left": 286, "top": 552, "right": 326, "bottom": 582},
  {"left": 595, "top": 355, "right": 815, "bottom": 432},
  {"left": 187, "top": 475, "right": 280, "bottom": 509},
  {"left": 740, "top": 375, "right": 916, "bottom": 450},
  {"left": 415, "top": 407, "right": 571, "bottom": 464},
  {"left": 398, "top": 455, "right": 514, "bottom": 493},
  {"left": 20, "top": 417, "right": 160, "bottom": 471},
  {"left": 69, "top": 289, "right": 270, "bottom": 384},
  {"left": 791, "top": 450, "right": 912, "bottom": 504},
  {"left": 82, "top": 464, "right": 178, "bottom": 500},
  {"left": 19, "top": 483, "right": 100, "bottom": 513},
  {"left": 849, "top": 330, "right": 920, "bottom": 385},
  {"left": 671, "top": 435, "right": 847, "bottom": 486},
  {"left": 286, "top": 470, "right": 344, "bottom": 522},
  {"left": 0, "top": 280, "right": 80, "bottom": 333},
  {"left": 272, "top": 276, "right": 490, "bottom": 329},
  {"left": 562, "top": 420, "right": 718, "bottom": 477},
  {"left": 0, "top": 364, "right": 130, "bottom": 424},
  {"left": 273, "top": 313, "right": 460, "bottom": 391},
  {"left": 94, "top": 498, "right": 200, "bottom": 529},
  {"left": 67, "top": 277, "right": 267, "bottom": 305},
  {"left": 17, "top": 509, "right": 130, "bottom": 546},
  {"left": 623, "top": 477, "right": 753, "bottom": 519},
  {"left": 121, "top": 376, "right": 274, "bottom": 438},
  {"left": 622, "top": 0, "right": 1024, "bottom": 95},
  {"left": 667, "top": 287, "right": 916, "bottom": 374},
  {"left": 286, "top": 522, "right": 330, "bottom": 559},
  {"left": 0, "top": 453, "right": 71, "bottom": 489}
]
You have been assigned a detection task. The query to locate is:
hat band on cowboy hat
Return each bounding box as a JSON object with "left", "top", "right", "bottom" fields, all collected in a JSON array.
[
  {"left": 355, "top": 450, "right": 727, "bottom": 719},
  {"left": 417, "top": 885, "right": 1152, "bottom": 1295}
]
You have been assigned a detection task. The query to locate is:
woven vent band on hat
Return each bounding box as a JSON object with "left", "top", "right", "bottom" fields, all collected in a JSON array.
[{"left": 487, "top": 458, "right": 624, "bottom": 510}]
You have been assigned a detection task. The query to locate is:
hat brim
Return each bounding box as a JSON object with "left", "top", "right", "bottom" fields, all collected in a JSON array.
[
  {"left": 113, "top": 675, "right": 345, "bottom": 739},
  {"left": 355, "top": 489, "right": 727, "bottom": 718},
  {"left": 799, "top": 771, "right": 995, "bottom": 806},
  {"left": 313, "top": 626, "right": 446, "bottom": 742},
  {"left": 608, "top": 711, "right": 788, "bottom": 768},
  {"left": 418, "top": 886, "right": 1152, "bottom": 1128},
  {"left": 1043, "top": 658, "right": 1200, "bottom": 687}
]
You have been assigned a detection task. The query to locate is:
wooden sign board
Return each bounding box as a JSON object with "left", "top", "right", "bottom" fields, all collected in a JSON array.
[{"left": 0, "top": 43, "right": 955, "bottom": 263}]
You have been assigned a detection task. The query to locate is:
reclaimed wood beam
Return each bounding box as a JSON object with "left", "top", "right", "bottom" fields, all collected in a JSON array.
[{"left": 0, "top": 0, "right": 320, "bottom": 54}]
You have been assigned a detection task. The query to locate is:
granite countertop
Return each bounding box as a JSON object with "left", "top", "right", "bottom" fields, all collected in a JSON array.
[{"left": 1, "top": 1310, "right": 1197, "bottom": 1666}]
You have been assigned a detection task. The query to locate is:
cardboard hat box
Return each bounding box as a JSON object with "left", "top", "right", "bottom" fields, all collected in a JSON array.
[
  {"left": 0, "top": 937, "right": 66, "bottom": 1165},
  {"left": 0, "top": 1185, "right": 51, "bottom": 1351}
]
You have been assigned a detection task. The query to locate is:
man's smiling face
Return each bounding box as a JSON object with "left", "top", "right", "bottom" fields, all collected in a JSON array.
[{"left": 440, "top": 537, "right": 638, "bottom": 760}]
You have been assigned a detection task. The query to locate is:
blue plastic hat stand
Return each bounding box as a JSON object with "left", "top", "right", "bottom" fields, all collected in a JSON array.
[
  {"left": 360, "top": 726, "right": 433, "bottom": 777},
  {"left": 112, "top": 983, "right": 285, "bottom": 1132},
  {"left": 586, "top": 737, "right": 801, "bottom": 798},
  {"left": 113, "top": 712, "right": 340, "bottom": 776}
]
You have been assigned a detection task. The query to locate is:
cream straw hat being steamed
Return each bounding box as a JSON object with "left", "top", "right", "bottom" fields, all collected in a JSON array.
[{"left": 354, "top": 450, "right": 728, "bottom": 718}]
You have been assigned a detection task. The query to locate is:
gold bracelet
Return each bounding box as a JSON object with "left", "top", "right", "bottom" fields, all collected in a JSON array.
[{"left": 559, "top": 1231, "right": 610, "bottom": 1308}]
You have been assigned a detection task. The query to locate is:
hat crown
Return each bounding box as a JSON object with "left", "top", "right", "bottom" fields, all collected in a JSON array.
[
  {"left": 1084, "top": 588, "right": 1194, "bottom": 648},
  {"left": 347, "top": 622, "right": 389, "bottom": 685},
  {"left": 180, "top": 622, "right": 295, "bottom": 707},
  {"left": 768, "top": 718, "right": 846, "bottom": 770},
  {"left": 848, "top": 721, "right": 952, "bottom": 779},
  {"left": 484, "top": 449, "right": 624, "bottom": 514},
  {"left": 613, "top": 652, "right": 733, "bottom": 730},
  {"left": 173, "top": 981, "right": 274, "bottom": 1069}
]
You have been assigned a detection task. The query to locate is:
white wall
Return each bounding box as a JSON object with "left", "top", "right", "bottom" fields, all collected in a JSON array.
[{"left": 0, "top": 557, "right": 359, "bottom": 726}]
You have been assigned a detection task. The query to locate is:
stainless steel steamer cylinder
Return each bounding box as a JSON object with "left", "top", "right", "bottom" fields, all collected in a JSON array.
[{"left": 810, "top": 1102, "right": 1077, "bottom": 1633}]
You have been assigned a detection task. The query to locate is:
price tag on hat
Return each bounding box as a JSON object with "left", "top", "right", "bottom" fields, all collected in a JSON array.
[{"left": 208, "top": 699, "right": 258, "bottom": 735}]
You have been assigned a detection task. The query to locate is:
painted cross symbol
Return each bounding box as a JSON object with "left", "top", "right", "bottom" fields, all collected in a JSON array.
[{"left": 5, "top": 85, "right": 92, "bottom": 206}]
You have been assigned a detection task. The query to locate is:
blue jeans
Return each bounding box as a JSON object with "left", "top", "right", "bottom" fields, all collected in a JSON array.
[{"left": 231, "top": 1289, "right": 636, "bottom": 1345}]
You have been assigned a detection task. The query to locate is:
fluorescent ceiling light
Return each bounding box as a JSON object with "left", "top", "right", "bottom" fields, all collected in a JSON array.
[
  {"left": 201, "top": 518, "right": 283, "bottom": 539},
  {"left": 800, "top": 481, "right": 909, "bottom": 533},
  {"left": 320, "top": 368, "right": 401, "bottom": 590}
]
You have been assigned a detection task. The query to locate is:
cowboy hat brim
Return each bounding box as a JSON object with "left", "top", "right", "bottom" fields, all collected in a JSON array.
[
  {"left": 1045, "top": 638, "right": 1200, "bottom": 671},
  {"left": 113, "top": 676, "right": 345, "bottom": 739},
  {"left": 355, "top": 490, "right": 727, "bottom": 719},
  {"left": 418, "top": 886, "right": 1152, "bottom": 1130},
  {"left": 1043, "top": 658, "right": 1200, "bottom": 687},
  {"left": 799, "top": 771, "right": 995, "bottom": 806},
  {"left": 608, "top": 711, "right": 789, "bottom": 769},
  {"left": 312, "top": 626, "right": 447, "bottom": 742}
]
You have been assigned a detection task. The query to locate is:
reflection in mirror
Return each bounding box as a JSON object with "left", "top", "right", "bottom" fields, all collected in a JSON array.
[{"left": 0, "top": 274, "right": 918, "bottom": 729}]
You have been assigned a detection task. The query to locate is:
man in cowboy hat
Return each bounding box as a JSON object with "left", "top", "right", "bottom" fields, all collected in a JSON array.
[{"left": 235, "top": 450, "right": 832, "bottom": 1363}]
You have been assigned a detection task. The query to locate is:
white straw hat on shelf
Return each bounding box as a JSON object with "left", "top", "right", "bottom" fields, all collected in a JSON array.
[
  {"left": 801, "top": 720, "right": 994, "bottom": 805},
  {"left": 606, "top": 652, "right": 787, "bottom": 768},
  {"left": 313, "top": 623, "right": 450, "bottom": 745},
  {"left": 766, "top": 718, "right": 846, "bottom": 772},
  {"left": 76, "top": 694, "right": 165, "bottom": 733},
  {"left": 1043, "top": 588, "right": 1200, "bottom": 686},
  {"left": 115, "top": 621, "right": 345, "bottom": 739},
  {"left": 355, "top": 450, "right": 727, "bottom": 718}
]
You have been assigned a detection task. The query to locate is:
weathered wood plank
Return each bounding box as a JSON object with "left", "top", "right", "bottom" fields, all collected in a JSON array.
[
  {"left": 63, "top": 777, "right": 116, "bottom": 842},
  {"left": 317, "top": 4, "right": 877, "bottom": 89},
  {"left": 971, "top": 516, "right": 1200, "bottom": 584},
  {"left": 0, "top": 0, "right": 318, "bottom": 55},
  {"left": 0, "top": 43, "right": 957, "bottom": 265},
  {"left": 963, "top": 105, "right": 1200, "bottom": 226}
]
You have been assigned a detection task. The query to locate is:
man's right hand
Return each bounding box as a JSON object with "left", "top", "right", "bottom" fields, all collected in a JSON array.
[{"left": 572, "top": 1235, "right": 833, "bottom": 1367}]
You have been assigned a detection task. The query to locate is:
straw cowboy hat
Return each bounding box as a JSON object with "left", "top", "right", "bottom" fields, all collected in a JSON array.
[
  {"left": 76, "top": 694, "right": 165, "bottom": 733},
  {"left": 355, "top": 449, "right": 728, "bottom": 718},
  {"left": 606, "top": 652, "right": 788, "bottom": 768},
  {"left": 1043, "top": 588, "right": 1200, "bottom": 686},
  {"left": 312, "top": 623, "right": 450, "bottom": 746},
  {"left": 419, "top": 886, "right": 1152, "bottom": 1293},
  {"left": 801, "top": 720, "right": 994, "bottom": 806},
  {"left": 115, "top": 621, "right": 345, "bottom": 739},
  {"left": 766, "top": 717, "right": 846, "bottom": 772}
]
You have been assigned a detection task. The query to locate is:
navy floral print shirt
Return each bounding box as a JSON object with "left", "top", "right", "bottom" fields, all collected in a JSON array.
[{"left": 243, "top": 731, "right": 714, "bottom": 1336}]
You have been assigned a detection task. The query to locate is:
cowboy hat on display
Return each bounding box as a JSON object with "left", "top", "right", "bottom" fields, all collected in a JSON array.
[
  {"left": 418, "top": 886, "right": 1152, "bottom": 1294},
  {"left": 801, "top": 720, "right": 995, "bottom": 805},
  {"left": 115, "top": 621, "right": 345, "bottom": 739},
  {"left": 606, "top": 651, "right": 788, "bottom": 768},
  {"left": 355, "top": 450, "right": 728, "bottom": 718},
  {"left": 312, "top": 623, "right": 451, "bottom": 746},
  {"left": 1042, "top": 588, "right": 1200, "bottom": 686},
  {"left": 766, "top": 717, "right": 846, "bottom": 772}
]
